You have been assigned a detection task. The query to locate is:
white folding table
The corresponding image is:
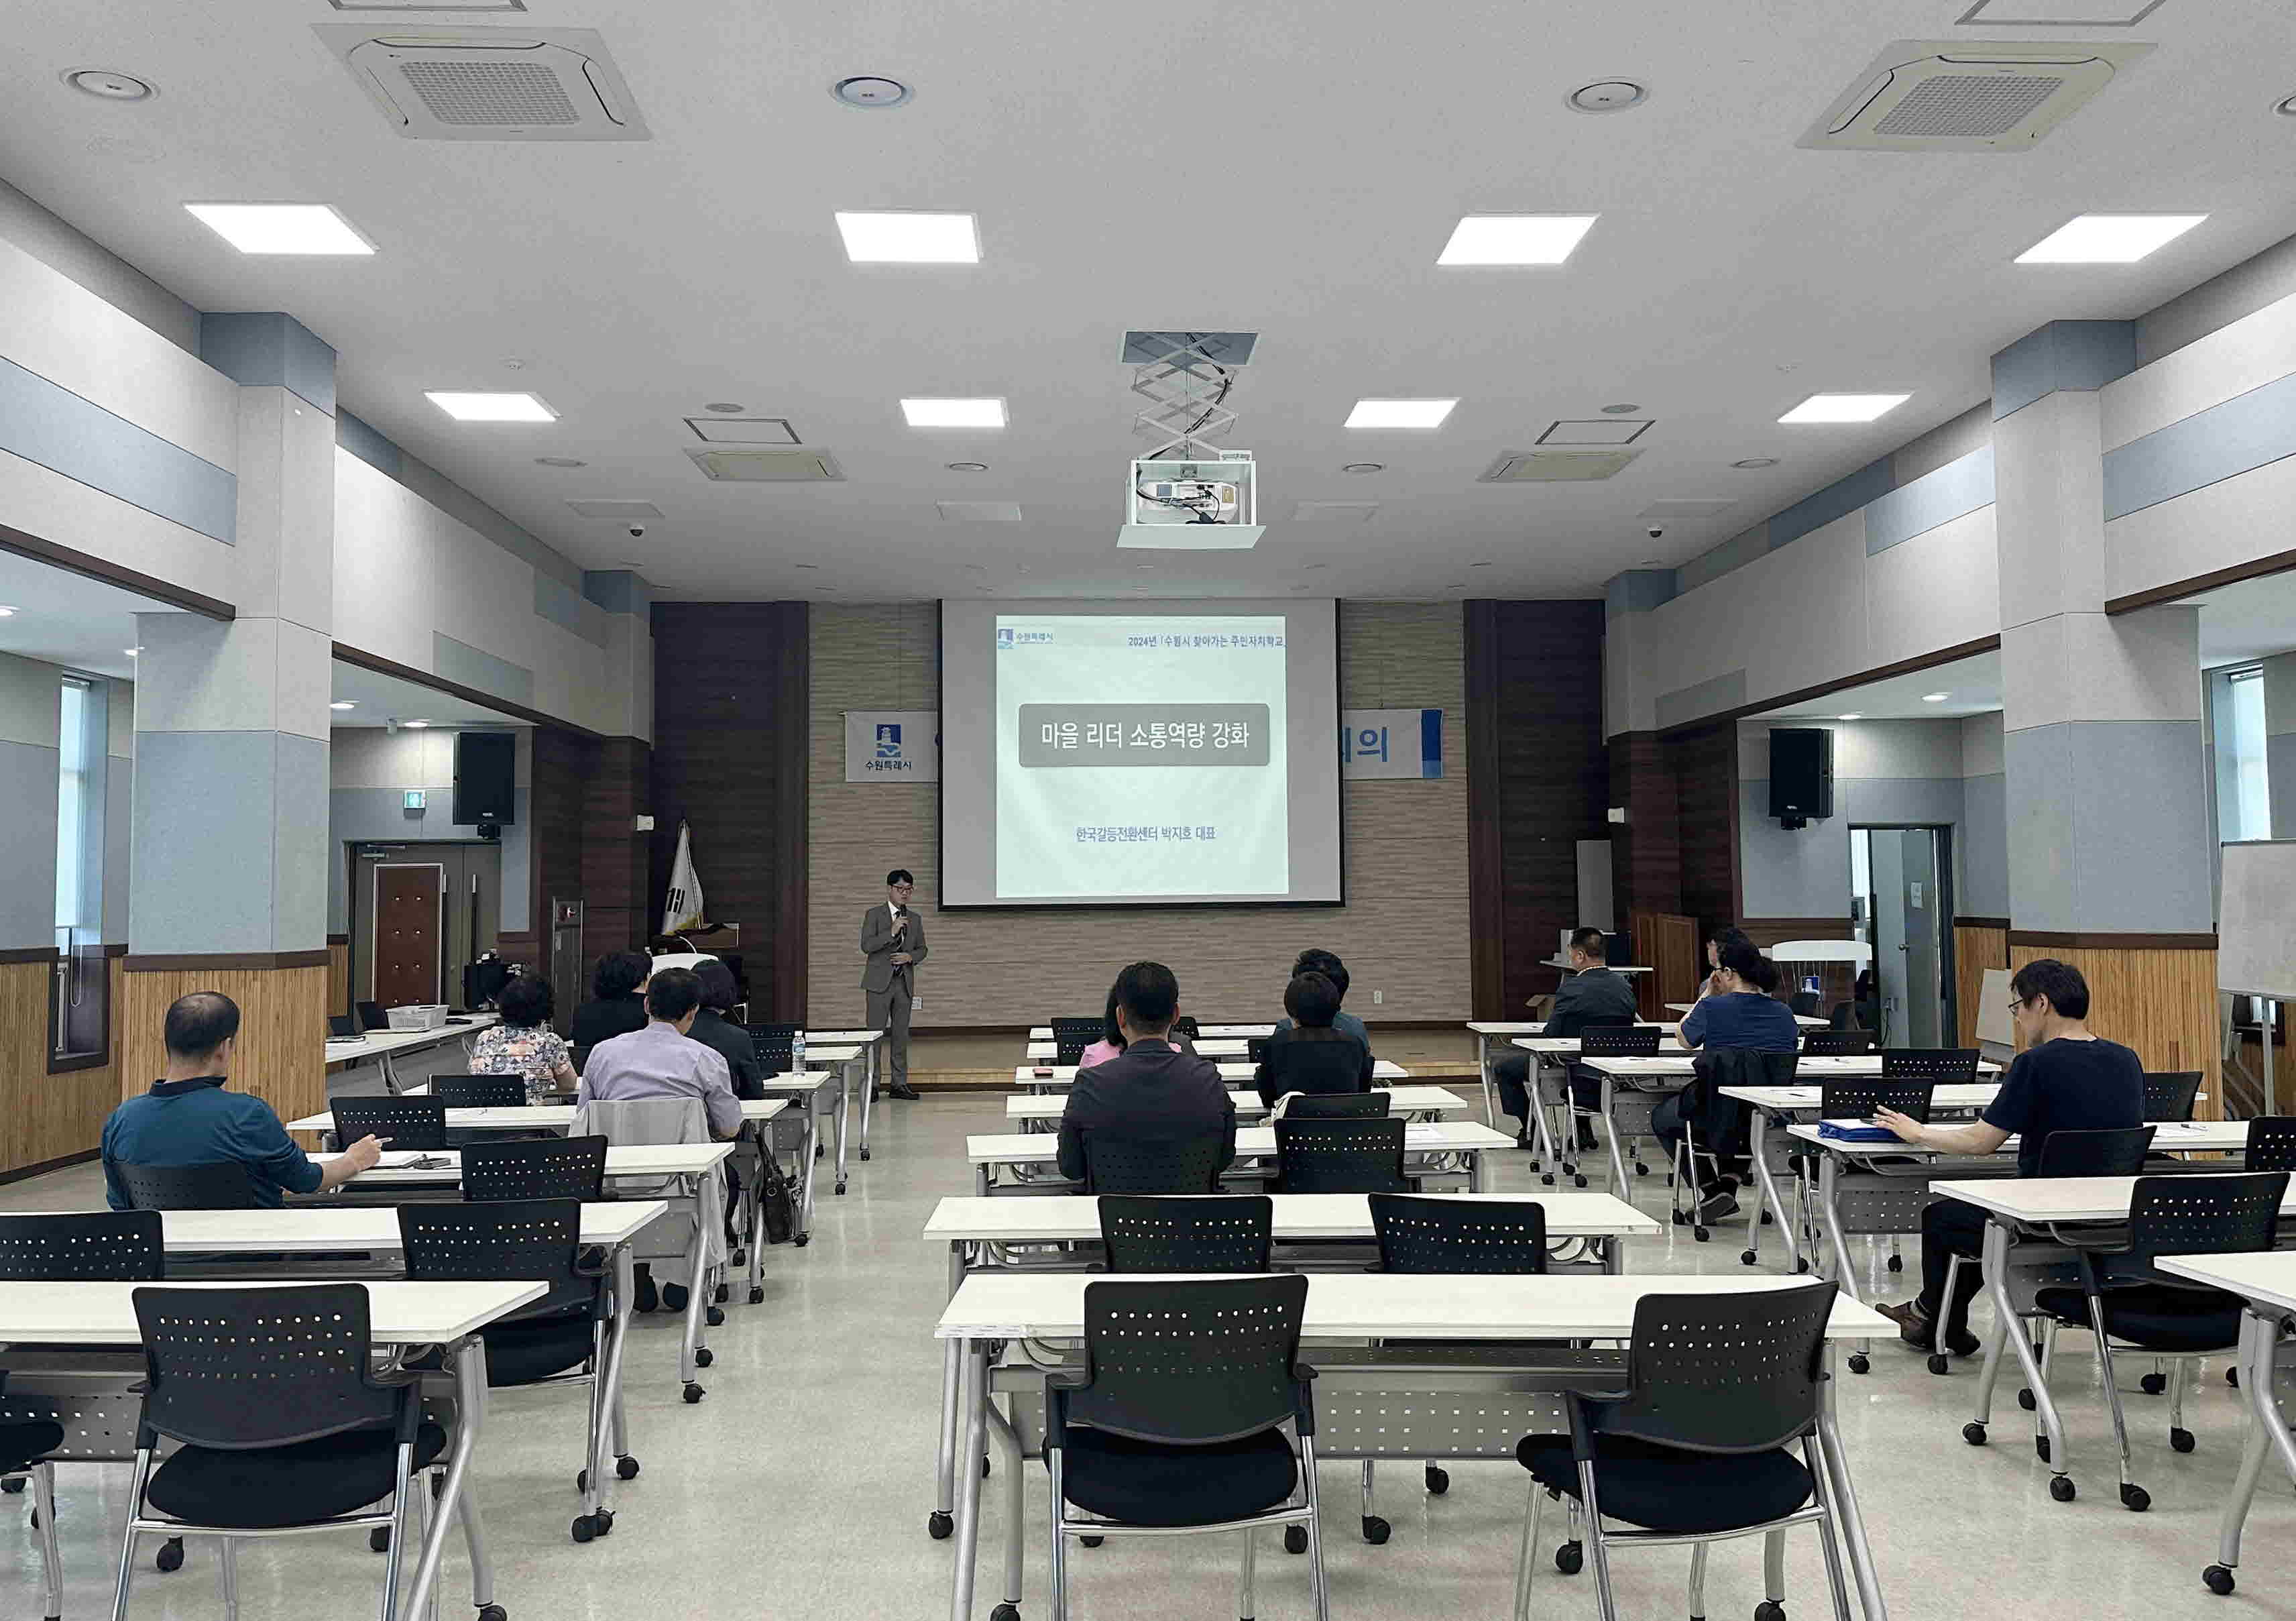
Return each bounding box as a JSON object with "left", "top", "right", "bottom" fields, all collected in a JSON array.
[
  {"left": 965, "top": 1120, "right": 1511, "bottom": 1196},
  {"left": 1026, "top": 1023, "right": 1273, "bottom": 1040},
  {"left": 1002, "top": 1084, "right": 1468, "bottom": 1126},
  {"left": 1664, "top": 1002, "right": 1830, "bottom": 1029},
  {"left": 323, "top": 1013, "right": 501, "bottom": 1094},
  {"left": 933, "top": 1272, "right": 1894, "bottom": 1621},
  {"left": 1011, "top": 1059, "right": 1409, "bottom": 1093},
  {"left": 0, "top": 1278, "right": 541, "bottom": 1621},
  {"left": 1025, "top": 1037, "right": 1252, "bottom": 1061},
  {"left": 801, "top": 1032, "right": 879, "bottom": 1186}
]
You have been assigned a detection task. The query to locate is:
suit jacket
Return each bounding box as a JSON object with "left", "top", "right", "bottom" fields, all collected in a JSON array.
[
  {"left": 1056, "top": 1039, "right": 1237, "bottom": 1182},
  {"left": 860, "top": 902, "right": 929, "bottom": 993},
  {"left": 1255, "top": 1025, "right": 1375, "bottom": 1109},
  {"left": 1540, "top": 965, "right": 1640, "bottom": 1039}
]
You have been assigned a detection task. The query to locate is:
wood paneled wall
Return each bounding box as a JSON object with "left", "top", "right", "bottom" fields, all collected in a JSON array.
[
  {"left": 2008, "top": 939, "right": 2223, "bottom": 1120},
  {"left": 1631, "top": 911, "right": 1703, "bottom": 1011},
  {"left": 1611, "top": 722, "right": 1737, "bottom": 944},
  {"left": 648, "top": 602, "right": 809, "bottom": 1021},
  {"left": 119, "top": 965, "right": 329, "bottom": 1129},
  {"left": 0, "top": 958, "right": 125, "bottom": 1180},
  {"left": 804, "top": 602, "right": 1471, "bottom": 1027},
  {"left": 327, "top": 936, "right": 351, "bottom": 1017},
  {"left": 1954, "top": 921, "right": 2008, "bottom": 1047},
  {"left": 1673, "top": 722, "right": 1739, "bottom": 935},
  {"left": 579, "top": 737, "right": 652, "bottom": 960},
  {"left": 1465, "top": 601, "right": 1609, "bottom": 1019},
  {"left": 1610, "top": 731, "right": 1682, "bottom": 926}
]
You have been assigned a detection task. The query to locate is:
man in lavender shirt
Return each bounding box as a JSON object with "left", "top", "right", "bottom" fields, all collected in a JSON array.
[{"left": 578, "top": 966, "right": 745, "bottom": 1140}]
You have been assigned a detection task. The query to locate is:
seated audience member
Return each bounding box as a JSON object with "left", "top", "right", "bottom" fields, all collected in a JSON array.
[
  {"left": 103, "top": 991, "right": 382, "bottom": 1209},
  {"left": 1078, "top": 975, "right": 1198, "bottom": 1070},
  {"left": 569, "top": 950, "right": 652, "bottom": 1060},
  {"left": 1679, "top": 943, "right": 1800, "bottom": 1051},
  {"left": 579, "top": 967, "right": 745, "bottom": 1140},
  {"left": 685, "top": 959, "right": 764, "bottom": 1100},
  {"left": 1874, "top": 959, "right": 2143, "bottom": 1357},
  {"left": 1271, "top": 948, "right": 1372, "bottom": 1057},
  {"left": 468, "top": 972, "right": 577, "bottom": 1099},
  {"left": 1696, "top": 926, "right": 1757, "bottom": 1001},
  {"left": 1491, "top": 926, "right": 1640, "bottom": 1150},
  {"left": 1257, "top": 971, "right": 1377, "bottom": 1108},
  {"left": 1057, "top": 961, "right": 1236, "bottom": 1182}
]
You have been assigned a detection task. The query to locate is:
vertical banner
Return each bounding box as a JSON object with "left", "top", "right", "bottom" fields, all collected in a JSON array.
[
  {"left": 1340, "top": 708, "right": 1443, "bottom": 779},
  {"left": 845, "top": 711, "right": 941, "bottom": 781}
]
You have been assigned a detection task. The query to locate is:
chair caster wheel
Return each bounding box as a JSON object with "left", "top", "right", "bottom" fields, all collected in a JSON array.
[
  {"left": 1424, "top": 1463, "right": 1449, "bottom": 1494},
  {"left": 795, "top": 1232, "right": 811, "bottom": 1247},
  {"left": 1572, "top": 1175, "right": 1589, "bottom": 1188},
  {"left": 2140, "top": 1373, "right": 2166, "bottom": 1396},
  {"left": 575, "top": 1469, "right": 588, "bottom": 1493},
  {"left": 156, "top": 1538, "right": 184, "bottom": 1572},
  {"left": 0, "top": 1478, "right": 21, "bottom": 1494},
  {"left": 1634, "top": 1161, "right": 1650, "bottom": 1176},
  {"left": 2227, "top": 1366, "right": 2239, "bottom": 1387},
  {"left": 2049, "top": 1475, "right": 2075, "bottom": 1503},
  {"left": 683, "top": 1383, "right": 706, "bottom": 1404},
  {"left": 571, "top": 1512, "right": 599, "bottom": 1543},
  {"left": 2171, "top": 1427, "right": 2195, "bottom": 1453},
  {"left": 1962, "top": 1422, "right": 1987, "bottom": 1446},
  {"left": 750, "top": 1285, "right": 765, "bottom": 1304},
  {"left": 1756, "top": 1604, "right": 1786, "bottom": 1621},
  {"left": 1541, "top": 1174, "right": 1556, "bottom": 1187},
  {"left": 2121, "top": 1483, "right": 2150, "bottom": 1512},
  {"left": 1554, "top": 1541, "right": 1584, "bottom": 1575},
  {"left": 706, "top": 1306, "right": 726, "bottom": 1327},
  {"left": 1927, "top": 1353, "right": 1950, "bottom": 1376},
  {"left": 730, "top": 1249, "right": 746, "bottom": 1269},
  {"left": 815, "top": 1142, "right": 825, "bottom": 1158},
  {"left": 1672, "top": 1209, "right": 1687, "bottom": 1225},
  {"left": 1741, "top": 1250, "right": 1759, "bottom": 1266},
  {"left": 928, "top": 1511, "right": 954, "bottom": 1540},
  {"left": 860, "top": 1148, "right": 872, "bottom": 1161},
  {"left": 1694, "top": 1226, "right": 1710, "bottom": 1243},
  {"left": 370, "top": 1526, "right": 392, "bottom": 1553},
  {"left": 695, "top": 1347, "right": 714, "bottom": 1367},
  {"left": 2035, "top": 1435, "right": 2051, "bottom": 1463},
  {"left": 1886, "top": 1254, "right": 1903, "bottom": 1272},
  {"left": 836, "top": 1180, "right": 848, "bottom": 1195},
  {"left": 1847, "top": 1353, "right": 1869, "bottom": 1375},
  {"left": 479, "top": 1606, "right": 508, "bottom": 1621},
  {"left": 1760, "top": 1209, "right": 1774, "bottom": 1225},
  {"left": 2205, "top": 1564, "right": 2236, "bottom": 1596},
  {"left": 982, "top": 1457, "right": 992, "bottom": 1478},
  {"left": 714, "top": 1283, "right": 730, "bottom": 1304},
  {"left": 990, "top": 1606, "right": 1021, "bottom": 1621},
  {"left": 618, "top": 1455, "right": 640, "bottom": 1480},
  {"left": 2018, "top": 1388, "right": 2036, "bottom": 1412},
  {"left": 1284, "top": 1524, "right": 1308, "bottom": 1555},
  {"left": 1080, "top": 1535, "right": 1104, "bottom": 1548},
  {"left": 1361, "top": 1514, "right": 1390, "bottom": 1545}
]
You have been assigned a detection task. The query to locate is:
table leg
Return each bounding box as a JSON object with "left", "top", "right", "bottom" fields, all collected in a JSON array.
[
  {"left": 1530, "top": 1056, "right": 1560, "bottom": 1169},
  {"left": 949, "top": 1337, "right": 990, "bottom": 1621},
  {"left": 834, "top": 1062, "right": 854, "bottom": 1194},
  {"left": 798, "top": 1099, "right": 819, "bottom": 1240},
  {"left": 976, "top": 1162, "right": 990, "bottom": 1197},
  {"left": 859, "top": 1048, "right": 878, "bottom": 1162},
  {"left": 405, "top": 1337, "right": 487, "bottom": 1620},
  {"left": 2242, "top": 1304, "right": 2296, "bottom": 1484},
  {"left": 1470, "top": 1146, "right": 1491, "bottom": 1193},
  {"left": 597, "top": 1243, "right": 636, "bottom": 1505},
  {"left": 1979, "top": 1217, "right": 2066, "bottom": 1475},
  {"left": 380, "top": 1051, "right": 401, "bottom": 1097},
  {"left": 1601, "top": 1075, "right": 1630, "bottom": 1197},
  {"left": 678, "top": 1174, "right": 709, "bottom": 1389},
  {"left": 986, "top": 1398, "right": 1026, "bottom": 1614},
  {"left": 1816, "top": 1361, "right": 1888, "bottom": 1621},
  {"left": 1748, "top": 1111, "right": 1797, "bottom": 1271},
  {"left": 2214, "top": 1313, "right": 2276, "bottom": 1577},
  {"left": 935, "top": 1244, "right": 965, "bottom": 1533},
  {"left": 1477, "top": 1033, "right": 1497, "bottom": 1128},
  {"left": 1817, "top": 1154, "right": 1859, "bottom": 1298}
]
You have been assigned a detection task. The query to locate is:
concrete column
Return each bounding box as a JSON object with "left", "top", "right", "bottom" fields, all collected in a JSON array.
[
  {"left": 121, "top": 315, "right": 336, "bottom": 1113},
  {"left": 2260, "top": 653, "right": 2296, "bottom": 838}
]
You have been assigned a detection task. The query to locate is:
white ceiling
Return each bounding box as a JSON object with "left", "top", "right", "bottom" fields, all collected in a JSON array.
[
  {"left": 2178, "top": 570, "right": 2296, "bottom": 668},
  {"left": 1760, "top": 649, "right": 2005, "bottom": 720},
  {"left": 4, "top": 3, "right": 2296, "bottom": 604},
  {"left": 329, "top": 662, "right": 525, "bottom": 730},
  {"left": 0, "top": 549, "right": 178, "bottom": 679}
]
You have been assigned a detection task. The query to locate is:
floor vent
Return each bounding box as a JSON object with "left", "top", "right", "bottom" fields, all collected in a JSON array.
[
  {"left": 1798, "top": 38, "right": 2150, "bottom": 152},
  {"left": 313, "top": 25, "right": 650, "bottom": 141},
  {"left": 1481, "top": 449, "right": 1641, "bottom": 483},
  {"left": 685, "top": 447, "right": 843, "bottom": 483}
]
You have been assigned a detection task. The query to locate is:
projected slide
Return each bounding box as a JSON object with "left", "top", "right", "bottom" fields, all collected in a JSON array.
[
  {"left": 994, "top": 614, "right": 1288, "bottom": 898},
  {"left": 940, "top": 599, "right": 1342, "bottom": 907}
]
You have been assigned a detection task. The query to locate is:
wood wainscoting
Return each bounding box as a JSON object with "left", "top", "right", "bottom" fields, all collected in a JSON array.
[
  {"left": 2007, "top": 937, "right": 2222, "bottom": 1120},
  {"left": 0, "top": 956, "right": 127, "bottom": 1180},
  {"left": 327, "top": 934, "right": 351, "bottom": 1018},
  {"left": 1953, "top": 919, "right": 2009, "bottom": 1047},
  {"left": 120, "top": 964, "right": 329, "bottom": 1129}
]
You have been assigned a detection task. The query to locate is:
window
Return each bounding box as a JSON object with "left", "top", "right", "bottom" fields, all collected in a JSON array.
[
  {"left": 2214, "top": 665, "right": 2270, "bottom": 844},
  {"left": 50, "top": 675, "right": 109, "bottom": 1071}
]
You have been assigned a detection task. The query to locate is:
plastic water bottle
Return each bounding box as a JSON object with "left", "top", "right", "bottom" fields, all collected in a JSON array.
[{"left": 793, "top": 1028, "right": 808, "bottom": 1070}]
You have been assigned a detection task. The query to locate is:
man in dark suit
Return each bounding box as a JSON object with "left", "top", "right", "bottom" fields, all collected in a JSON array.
[
  {"left": 1057, "top": 960, "right": 1236, "bottom": 1183},
  {"left": 1491, "top": 926, "right": 1642, "bottom": 1149},
  {"left": 860, "top": 868, "right": 926, "bottom": 1100}
]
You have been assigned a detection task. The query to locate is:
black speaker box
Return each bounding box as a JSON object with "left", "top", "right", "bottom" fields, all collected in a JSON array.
[
  {"left": 1768, "top": 728, "right": 1833, "bottom": 823},
  {"left": 453, "top": 731, "right": 518, "bottom": 826}
]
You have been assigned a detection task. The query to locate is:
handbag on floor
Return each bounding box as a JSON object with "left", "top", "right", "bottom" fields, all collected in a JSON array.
[{"left": 756, "top": 1146, "right": 798, "bottom": 1246}]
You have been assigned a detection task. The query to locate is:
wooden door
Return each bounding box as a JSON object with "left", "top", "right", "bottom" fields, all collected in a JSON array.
[{"left": 373, "top": 864, "right": 444, "bottom": 1007}]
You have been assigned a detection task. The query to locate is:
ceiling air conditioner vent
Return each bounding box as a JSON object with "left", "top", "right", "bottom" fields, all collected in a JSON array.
[
  {"left": 685, "top": 447, "right": 843, "bottom": 484},
  {"left": 1481, "top": 449, "right": 1641, "bottom": 484},
  {"left": 313, "top": 25, "right": 650, "bottom": 142},
  {"left": 1798, "top": 38, "right": 2150, "bottom": 152}
]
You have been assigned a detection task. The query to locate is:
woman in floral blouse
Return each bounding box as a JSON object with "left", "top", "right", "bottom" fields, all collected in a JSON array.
[{"left": 469, "top": 972, "right": 577, "bottom": 1100}]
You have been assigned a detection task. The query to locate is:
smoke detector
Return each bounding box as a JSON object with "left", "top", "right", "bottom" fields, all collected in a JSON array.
[
  {"left": 313, "top": 25, "right": 649, "bottom": 141},
  {"left": 1481, "top": 449, "right": 1643, "bottom": 483},
  {"left": 1799, "top": 38, "right": 2150, "bottom": 152}
]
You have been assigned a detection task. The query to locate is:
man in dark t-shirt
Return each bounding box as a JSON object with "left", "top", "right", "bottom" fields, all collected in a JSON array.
[{"left": 1871, "top": 959, "right": 2144, "bottom": 1355}]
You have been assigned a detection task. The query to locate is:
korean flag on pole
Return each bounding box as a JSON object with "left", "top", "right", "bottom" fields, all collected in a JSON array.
[{"left": 661, "top": 820, "right": 706, "bottom": 936}]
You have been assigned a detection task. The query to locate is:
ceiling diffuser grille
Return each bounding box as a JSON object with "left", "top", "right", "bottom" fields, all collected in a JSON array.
[
  {"left": 313, "top": 25, "right": 650, "bottom": 141},
  {"left": 685, "top": 447, "right": 843, "bottom": 483},
  {"left": 1874, "top": 74, "right": 2064, "bottom": 138},
  {"left": 1481, "top": 449, "right": 1641, "bottom": 483},
  {"left": 1798, "top": 38, "right": 2150, "bottom": 152},
  {"left": 399, "top": 60, "right": 580, "bottom": 125}
]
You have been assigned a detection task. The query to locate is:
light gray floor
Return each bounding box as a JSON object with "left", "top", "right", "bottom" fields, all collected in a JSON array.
[{"left": 5, "top": 1095, "right": 2294, "bottom": 1619}]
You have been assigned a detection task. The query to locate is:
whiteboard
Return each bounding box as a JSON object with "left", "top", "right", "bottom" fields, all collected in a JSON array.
[
  {"left": 2219, "top": 840, "right": 2296, "bottom": 999},
  {"left": 1975, "top": 968, "right": 2015, "bottom": 1047}
]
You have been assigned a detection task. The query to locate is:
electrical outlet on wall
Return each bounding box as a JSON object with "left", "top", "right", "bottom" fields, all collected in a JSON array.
[{"left": 1372, "top": 990, "right": 1384, "bottom": 1005}]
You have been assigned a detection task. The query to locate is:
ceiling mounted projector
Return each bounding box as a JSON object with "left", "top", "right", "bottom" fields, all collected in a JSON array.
[{"left": 1120, "top": 453, "right": 1264, "bottom": 550}]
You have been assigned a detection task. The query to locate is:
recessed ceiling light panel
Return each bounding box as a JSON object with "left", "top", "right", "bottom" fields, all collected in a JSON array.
[
  {"left": 902, "top": 398, "right": 1005, "bottom": 428},
  {"left": 1836, "top": 713, "right": 1862, "bottom": 722},
  {"left": 836, "top": 211, "right": 979, "bottom": 264},
  {"left": 1346, "top": 398, "right": 1456, "bottom": 429},
  {"left": 2016, "top": 213, "right": 2207, "bottom": 264},
  {"left": 426, "top": 390, "right": 556, "bottom": 422},
  {"left": 185, "top": 203, "right": 374, "bottom": 255},
  {"left": 1436, "top": 215, "right": 1597, "bottom": 266},
  {"left": 0, "top": 606, "right": 15, "bottom": 618},
  {"left": 1922, "top": 691, "right": 1952, "bottom": 702},
  {"left": 1778, "top": 393, "right": 1909, "bottom": 425},
  {"left": 330, "top": 700, "right": 357, "bottom": 710}
]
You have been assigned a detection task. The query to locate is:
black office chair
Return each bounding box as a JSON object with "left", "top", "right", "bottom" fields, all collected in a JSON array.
[
  {"left": 1045, "top": 1275, "right": 1326, "bottom": 1621},
  {"left": 1281, "top": 1093, "right": 1390, "bottom": 1120},
  {"left": 1566, "top": 1024, "right": 1662, "bottom": 1176},
  {"left": 2141, "top": 1071, "right": 2204, "bottom": 1123},
  {"left": 1273, "top": 1117, "right": 1411, "bottom": 1194},
  {"left": 1800, "top": 1030, "right": 1874, "bottom": 1057},
  {"left": 113, "top": 1284, "right": 452, "bottom": 1621},
  {"left": 2246, "top": 1116, "right": 2296, "bottom": 1172},
  {"left": 433, "top": 1073, "right": 528, "bottom": 1109},
  {"left": 398, "top": 1199, "right": 628, "bottom": 1541},
  {"left": 0, "top": 1375, "right": 62, "bottom": 1621},
  {"left": 1051, "top": 1017, "right": 1104, "bottom": 1067},
  {"left": 1080, "top": 1129, "right": 1230, "bottom": 1194},
  {"left": 1673, "top": 1048, "right": 1796, "bottom": 1242},
  {"left": 753, "top": 1038, "right": 794, "bottom": 1078},
  {"left": 1097, "top": 1194, "right": 1272, "bottom": 1272},
  {"left": 1882, "top": 1048, "right": 1981, "bottom": 1087},
  {"left": 1930, "top": 1127, "right": 2157, "bottom": 1378},
  {"left": 1515, "top": 1282, "right": 1852, "bottom": 1621},
  {"left": 333, "top": 1095, "right": 449, "bottom": 1152},
  {"left": 113, "top": 1160, "right": 257, "bottom": 1211},
  {"left": 1247, "top": 1037, "right": 1273, "bottom": 1067},
  {"left": 1171, "top": 1015, "right": 1202, "bottom": 1042},
  {"left": 2030, "top": 1171, "right": 2290, "bottom": 1511},
  {"left": 463, "top": 1135, "right": 608, "bottom": 1203},
  {"left": 743, "top": 1022, "right": 801, "bottom": 1046},
  {"left": 1788, "top": 991, "right": 1823, "bottom": 1018},
  {"left": 1814, "top": 1076, "right": 1935, "bottom": 1123}
]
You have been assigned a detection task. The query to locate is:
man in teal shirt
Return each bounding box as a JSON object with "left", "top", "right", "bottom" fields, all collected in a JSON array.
[{"left": 102, "top": 991, "right": 382, "bottom": 1209}]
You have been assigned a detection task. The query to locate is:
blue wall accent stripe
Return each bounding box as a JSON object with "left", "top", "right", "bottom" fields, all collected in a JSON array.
[
  {"left": 1603, "top": 568, "right": 1678, "bottom": 616},
  {"left": 198, "top": 313, "right": 337, "bottom": 416},
  {"left": 1866, "top": 444, "right": 1994, "bottom": 555},
  {"left": 2103, "top": 368, "right": 2296, "bottom": 521},
  {"left": 1991, "top": 320, "right": 2136, "bottom": 421},
  {"left": 0, "top": 354, "right": 237, "bottom": 543},
  {"left": 533, "top": 571, "right": 606, "bottom": 647},
  {"left": 433, "top": 632, "right": 536, "bottom": 707},
  {"left": 582, "top": 569, "right": 655, "bottom": 616},
  {"left": 1420, "top": 708, "right": 1443, "bottom": 779},
  {"left": 1768, "top": 457, "right": 1891, "bottom": 549},
  {"left": 1654, "top": 669, "right": 1747, "bottom": 730},
  {"left": 336, "top": 409, "right": 403, "bottom": 478}
]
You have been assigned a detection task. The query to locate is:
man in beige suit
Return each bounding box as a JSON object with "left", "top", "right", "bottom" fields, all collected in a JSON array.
[{"left": 860, "top": 868, "right": 925, "bottom": 1100}]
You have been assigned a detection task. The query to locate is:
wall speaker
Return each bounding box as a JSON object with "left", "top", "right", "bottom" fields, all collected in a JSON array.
[
  {"left": 1768, "top": 728, "right": 1833, "bottom": 829},
  {"left": 453, "top": 732, "right": 518, "bottom": 826}
]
